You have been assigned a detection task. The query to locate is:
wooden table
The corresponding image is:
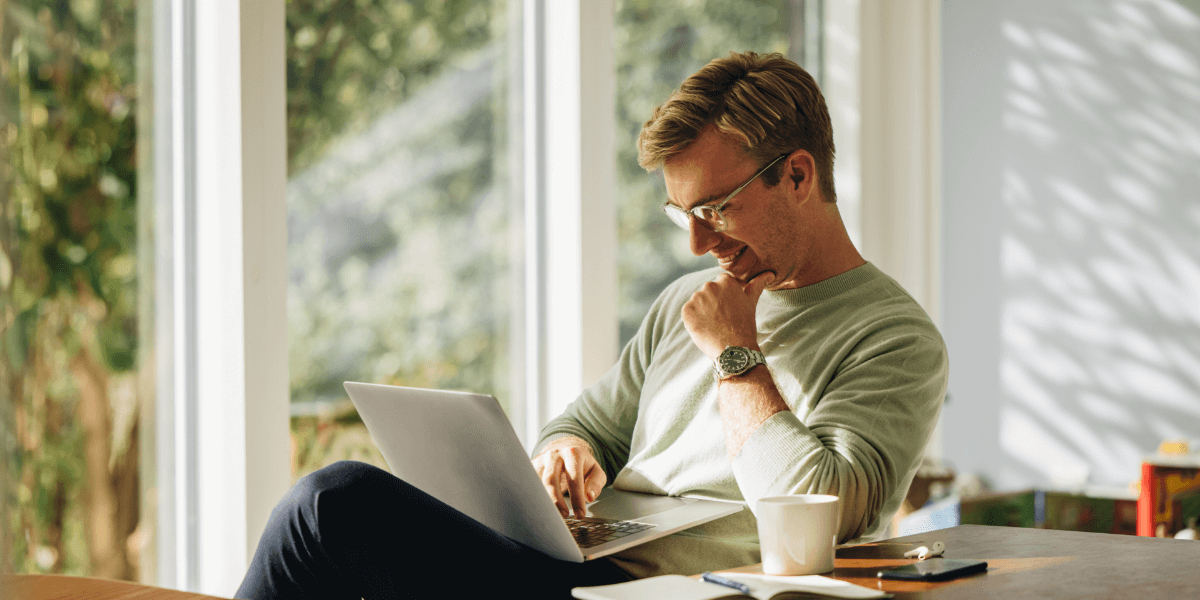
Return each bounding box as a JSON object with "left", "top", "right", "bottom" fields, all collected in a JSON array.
[
  {"left": 721, "top": 524, "right": 1200, "bottom": 598},
  {"left": 2, "top": 574, "right": 230, "bottom": 600},
  {"left": 7, "top": 525, "right": 1199, "bottom": 599}
]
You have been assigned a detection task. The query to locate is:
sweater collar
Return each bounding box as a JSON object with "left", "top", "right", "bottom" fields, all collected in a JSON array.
[{"left": 760, "top": 262, "right": 882, "bottom": 307}]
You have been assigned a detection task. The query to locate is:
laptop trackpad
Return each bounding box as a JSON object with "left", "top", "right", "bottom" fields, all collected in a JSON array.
[{"left": 587, "top": 488, "right": 690, "bottom": 520}]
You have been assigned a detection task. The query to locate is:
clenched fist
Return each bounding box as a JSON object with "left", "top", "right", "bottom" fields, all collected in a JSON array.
[{"left": 681, "top": 271, "right": 775, "bottom": 359}]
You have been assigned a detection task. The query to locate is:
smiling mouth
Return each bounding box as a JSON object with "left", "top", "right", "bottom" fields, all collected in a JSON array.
[{"left": 716, "top": 247, "right": 746, "bottom": 268}]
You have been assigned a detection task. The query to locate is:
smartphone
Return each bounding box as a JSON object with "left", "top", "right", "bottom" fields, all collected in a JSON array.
[{"left": 877, "top": 558, "right": 988, "bottom": 581}]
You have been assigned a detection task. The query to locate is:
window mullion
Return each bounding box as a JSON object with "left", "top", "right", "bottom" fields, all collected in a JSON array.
[
  {"left": 156, "top": 0, "right": 289, "bottom": 594},
  {"left": 527, "top": 0, "right": 619, "bottom": 445}
]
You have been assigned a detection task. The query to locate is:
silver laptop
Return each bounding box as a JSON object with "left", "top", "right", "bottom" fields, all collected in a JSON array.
[{"left": 344, "top": 382, "right": 744, "bottom": 562}]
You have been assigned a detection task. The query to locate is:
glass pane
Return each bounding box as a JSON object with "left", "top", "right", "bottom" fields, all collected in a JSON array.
[
  {"left": 286, "top": 1, "right": 518, "bottom": 479},
  {"left": 615, "top": 0, "right": 823, "bottom": 345},
  {"left": 2, "top": 0, "right": 147, "bottom": 579}
]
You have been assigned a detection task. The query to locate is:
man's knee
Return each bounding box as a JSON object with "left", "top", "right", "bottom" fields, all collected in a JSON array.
[
  {"left": 272, "top": 461, "right": 388, "bottom": 523},
  {"left": 297, "top": 460, "right": 388, "bottom": 496}
]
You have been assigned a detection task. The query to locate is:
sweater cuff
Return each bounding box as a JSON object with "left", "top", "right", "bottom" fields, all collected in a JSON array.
[
  {"left": 530, "top": 431, "right": 597, "bottom": 460},
  {"left": 730, "top": 410, "right": 822, "bottom": 512}
]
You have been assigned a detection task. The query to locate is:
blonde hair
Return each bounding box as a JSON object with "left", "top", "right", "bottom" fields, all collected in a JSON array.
[{"left": 638, "top": 51, "right": 836, "bottom": 203}]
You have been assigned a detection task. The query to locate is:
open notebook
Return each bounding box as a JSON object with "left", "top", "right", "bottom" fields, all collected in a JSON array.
[{"left": 571, "top": 574, "right": 892, "bottom": 600}]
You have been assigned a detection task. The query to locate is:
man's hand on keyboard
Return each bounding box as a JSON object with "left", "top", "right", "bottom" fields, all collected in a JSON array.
[{"left": 532, "top": 437, "right": 607, "bottom": 519}]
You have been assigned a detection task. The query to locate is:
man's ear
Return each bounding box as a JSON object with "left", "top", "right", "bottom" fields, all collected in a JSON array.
[{"left": 785, "top": 150, "right": 817, "bottom": 205}]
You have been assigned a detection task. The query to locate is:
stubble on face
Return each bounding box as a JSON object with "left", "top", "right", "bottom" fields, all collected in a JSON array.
[
  {"left": 722, "top": 185, "right": 806, "bottom": 288},
  {"left": 662, "top": 128, "right": 811, "bottom": 289}
]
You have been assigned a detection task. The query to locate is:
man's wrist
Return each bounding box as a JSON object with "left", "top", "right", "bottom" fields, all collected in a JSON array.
[{"left": 714, "top": 346, "right": 767, "bottom": 380}]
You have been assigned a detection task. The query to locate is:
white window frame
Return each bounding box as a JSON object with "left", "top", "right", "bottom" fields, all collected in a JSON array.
[
  {"left": 154, "top": 0, "right": 289, "bottom": 594},
  {"left": 859, "top": 0, "right": 941, "bottom": 324},
  {"left": 521, "top": 0, "right": 619, "bottom": 446}
]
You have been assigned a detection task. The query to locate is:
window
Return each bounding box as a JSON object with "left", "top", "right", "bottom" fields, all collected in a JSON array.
[
  {"left": 285, "top": 1, "right": 519, "bottom": 478},
  {"left": 2, "top": 0, "right": 148, "bottom": 580}
]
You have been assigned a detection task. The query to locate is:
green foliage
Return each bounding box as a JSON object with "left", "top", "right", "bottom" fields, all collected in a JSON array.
[
  {"left": 286, "top": 0, "right": 501, "bottom": 175},
  {"left": 2, "top": 0, "right": 141, "bottom": 577},
  {"left": 2, "top": 0, "right": 139, "bottom": 365}
]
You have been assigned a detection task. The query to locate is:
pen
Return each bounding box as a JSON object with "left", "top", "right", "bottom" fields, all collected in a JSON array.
[{"left": 701, "top": 572, "right": 751, "bottom": 595}]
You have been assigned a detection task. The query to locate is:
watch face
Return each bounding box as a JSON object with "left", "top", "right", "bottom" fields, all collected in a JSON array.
[{"left": 719, "top": 348, "right": 751, "bottom": 374}]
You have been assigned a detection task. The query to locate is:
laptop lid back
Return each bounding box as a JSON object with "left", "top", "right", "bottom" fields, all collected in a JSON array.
[{"left": 343, "top": 382, "right": 584, "bottom": 562}]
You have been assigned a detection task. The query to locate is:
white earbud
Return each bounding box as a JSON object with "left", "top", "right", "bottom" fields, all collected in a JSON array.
[{"left": 903, "top": 541, "right": 946, "bottom": 560}]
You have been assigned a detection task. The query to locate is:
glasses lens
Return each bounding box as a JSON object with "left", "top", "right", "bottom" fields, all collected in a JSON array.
[
  {"left": 661, "top": 204, "right": 691, "bottom": 230},
  {"left": 693, "top": 206, "right": 724, "bottom": 232}
]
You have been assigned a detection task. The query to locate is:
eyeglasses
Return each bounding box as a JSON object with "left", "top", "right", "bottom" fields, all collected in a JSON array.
[{"left": 660, "top": 154, "right": 788, "bottom": 233}]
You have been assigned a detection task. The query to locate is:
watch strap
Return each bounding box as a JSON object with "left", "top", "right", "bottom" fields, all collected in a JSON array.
[{"left": 714, "top": 346, "right": 766, "bottom": 380}]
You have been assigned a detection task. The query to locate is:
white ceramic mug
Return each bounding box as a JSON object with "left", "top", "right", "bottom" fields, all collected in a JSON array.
[{"left": 756, "top": 494, "right": 841, "bottom": 575}]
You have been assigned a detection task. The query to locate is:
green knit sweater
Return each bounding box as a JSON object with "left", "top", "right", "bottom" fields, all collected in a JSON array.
[{"left": 534, "top": 262, "right": 948, "bottom": 578}]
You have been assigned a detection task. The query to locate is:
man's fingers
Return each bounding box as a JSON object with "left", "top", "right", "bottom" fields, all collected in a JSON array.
[
  {"left": 531, "top": 439, "right": 605, "bottom": 519},
  {"left": 586, "top": 463, "right": 607, "bottom": 502},
  {"left": 538, "top": 455, "right": 570, "bottom": 517},
  {"left": 714, "top": 273, "right": 739, "bottom": 289},
  {"left": 560, "top": 450, "right": 590, "bottom": 518},
  {"left": 744, "top": 271, "right": 776, "bottom": 305}
]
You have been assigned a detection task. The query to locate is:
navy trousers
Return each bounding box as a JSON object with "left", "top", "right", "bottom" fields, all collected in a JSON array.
[{"left": 235, "top": 461, "right": 632, "bottom": 599}]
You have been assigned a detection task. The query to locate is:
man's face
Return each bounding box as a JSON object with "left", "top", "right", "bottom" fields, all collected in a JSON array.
[{"left": 661, "top": 128, "right": 812, "bottom": 290}]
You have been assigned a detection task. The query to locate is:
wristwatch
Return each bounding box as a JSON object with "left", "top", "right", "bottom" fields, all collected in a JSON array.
[{"left": 714, "top": 346, "right": 766, "bottom": 380}]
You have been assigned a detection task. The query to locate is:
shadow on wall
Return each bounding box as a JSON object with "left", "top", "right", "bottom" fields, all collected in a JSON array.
[{"left": 996, "top": 0, "right": 1200, "bottom": 489}]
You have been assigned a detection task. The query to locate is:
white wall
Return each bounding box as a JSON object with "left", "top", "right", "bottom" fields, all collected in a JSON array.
[{"left": 942, "top": 0, "right": 1200, "bottom": 491}]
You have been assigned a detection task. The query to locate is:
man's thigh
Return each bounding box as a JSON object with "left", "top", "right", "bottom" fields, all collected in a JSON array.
[{"left": 284, "top": 461, "right": 631, "bottom": 598}]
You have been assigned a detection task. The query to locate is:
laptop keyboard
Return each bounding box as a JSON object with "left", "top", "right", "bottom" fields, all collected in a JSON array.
[{"left": 565, "top": 516, "right": 656, "bottom": 549}]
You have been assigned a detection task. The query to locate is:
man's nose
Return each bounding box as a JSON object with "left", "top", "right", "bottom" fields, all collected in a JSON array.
[{"left": 688, "top": 219, "right": 722, "bottom": 256}]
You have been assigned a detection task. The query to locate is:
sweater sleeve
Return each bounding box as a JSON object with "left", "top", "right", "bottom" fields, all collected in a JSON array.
[
  {"left": 730, "top": 315, "right": 948, "bottom": 543},
  {"left": 531, "top": 352, "right": 642, "bottom": 484},
  {"left": 531, "top": 276, "right": 687, "bottom": 482}
]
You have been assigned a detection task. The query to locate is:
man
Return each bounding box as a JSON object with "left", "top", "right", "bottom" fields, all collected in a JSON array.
[
  {"left": 529, "top": 50, "right": 946, "bottom": 578},
  {"left": 236, "top": 51, "right": 946, "bottom": 599}
]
